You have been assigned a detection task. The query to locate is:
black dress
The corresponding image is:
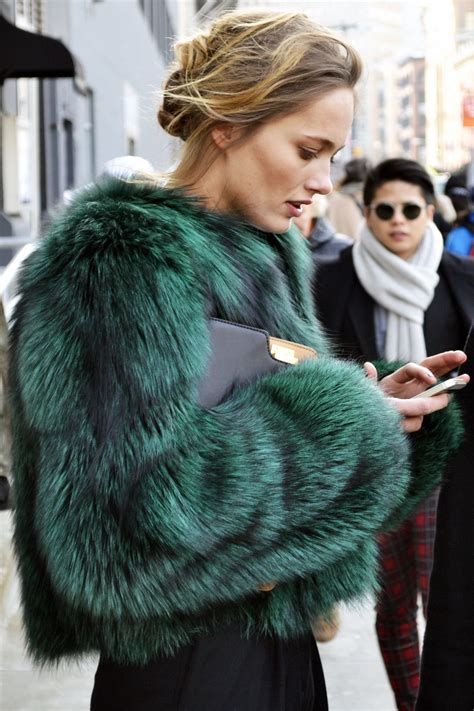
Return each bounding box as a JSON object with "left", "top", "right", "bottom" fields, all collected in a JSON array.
[{"left": 90, "top": 624, "right": 328, "bottom": 711}]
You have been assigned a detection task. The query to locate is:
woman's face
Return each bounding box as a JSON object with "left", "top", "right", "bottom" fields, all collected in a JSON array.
[{"left": 203, "top": 88, "right": 354, "bottom": 233}]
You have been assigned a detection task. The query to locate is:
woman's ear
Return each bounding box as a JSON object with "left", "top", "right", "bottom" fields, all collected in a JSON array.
[
  {"left": 211, "top": 123, "right": 243, "bottom": 150},
  {"left": 427, "top": 203, "right": 435, "bottom": 220}
]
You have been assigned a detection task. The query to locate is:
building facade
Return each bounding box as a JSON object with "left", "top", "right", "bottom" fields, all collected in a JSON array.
[
  {"left": 453, "top": 0, "right": 474, "bottom": 169},
  {"left": 396, "top": 55, "right": 426, "bottom": 164},
  {"left": 39, "top": 0, "right": 179, "bottom": 218},
  {"left": 0, "top": 0, "right": 211, "bottom": 248}
]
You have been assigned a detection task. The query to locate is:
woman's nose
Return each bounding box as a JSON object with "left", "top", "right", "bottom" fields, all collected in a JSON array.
[{"left": 305, "top": 167, "right": 333, "bottom": 196}]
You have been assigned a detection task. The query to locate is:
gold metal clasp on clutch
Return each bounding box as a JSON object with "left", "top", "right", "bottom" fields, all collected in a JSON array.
[{"left": 269, "top": 337, "right": 317, "bottom": 365}]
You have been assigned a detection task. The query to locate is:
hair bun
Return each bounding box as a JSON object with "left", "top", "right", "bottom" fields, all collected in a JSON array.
[
  {"left": 157, "top": 10, "right": 362, "bottom": 152},
  {"left": 176, "top": 34, "right": 211, "bottom": 76},
  {"left": 158, "top": 32, "right": 214, "bottom": 141},
  {"left": 157, "top": 68, "right": 191, "bottom": 140}
]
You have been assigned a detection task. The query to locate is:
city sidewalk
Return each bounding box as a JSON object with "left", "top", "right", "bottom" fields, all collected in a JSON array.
[
  {"left": 1, "top": 509, "right": 399, "bottom": 710},
  {"left": 320, "top": 603, "right": 397, "bottom": 710}
]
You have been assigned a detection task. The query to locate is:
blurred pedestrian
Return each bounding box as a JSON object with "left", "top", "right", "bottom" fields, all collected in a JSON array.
[
  {"left": 314, "top": 157, "right": 474, "bottom": 711},
  {"left": 9, "top": 13, "right": 464, "bottom": 711},
  {"left": 327, "top": 156, "right": 371, "bottom": 238},
  {"left": 416, "top": 326, "right": 474, "bottom": 711},
  {"left": 63, "top": 154, "right": 155, "bottom": 204},
  {"left": 444, "top": 166, "right": 469, "bottom": 219},
  {"left": 293, "top": 194, "right": 352, "bottom": 264},
  {"left": 432, "top": 193, "right": 456, "bottom": 241},
  {"left": 294, "top": 193, "right": 351, "bottom": 642},
  {"left": 0, "top": 155, "right": 155, "bottom": 326},
  {"left": 444, "top": 186, "right": 474, "bottom": 257}
]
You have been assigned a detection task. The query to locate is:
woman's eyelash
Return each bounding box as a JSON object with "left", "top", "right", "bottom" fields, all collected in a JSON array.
[
  {"left": 299, "top": 147, "right": 319, "bottom": 160},
  {"left": 299, "top": 147, "right": 337, "bottom": 163}
]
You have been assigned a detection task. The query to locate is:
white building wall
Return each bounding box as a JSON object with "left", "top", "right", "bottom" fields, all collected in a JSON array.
[
  {"left": 1, "top": 4, "right": 43, "bottom": 236},
  {"left": 1, "top": 0, "right": 188, "bottom": 238},
  {"left": 456, "top": 42, "right": 474, "bottom": 166},
  {"left": 42, "top": 0, "right": 175, "bottom": 177}
]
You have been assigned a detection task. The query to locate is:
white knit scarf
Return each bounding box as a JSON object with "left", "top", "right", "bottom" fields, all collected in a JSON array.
[{"left": 352, "top": 221, "right": 444, "bottom": 361}]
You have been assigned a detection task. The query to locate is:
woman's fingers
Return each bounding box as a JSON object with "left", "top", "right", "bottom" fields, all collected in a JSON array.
[
  {"left": 390, "top": 393, "right": 451, "bottom": 432},
  {"left": 378, "top": 351, "right": 466, "bottom": 431},
  {"left": 390, "top": 392, "right": 451, "bottom": 419},
  {"left": 363, "top": 362, "right": 378, "bottom": 381},
  {"left": 420, "top": 350, "right": 467, "bottom": 378},
  {"left": 402, "top": 416, "right": 424, "bottom": 433},
  {"left": 388, "top": 362, "right": 437, "bottom": 386}
]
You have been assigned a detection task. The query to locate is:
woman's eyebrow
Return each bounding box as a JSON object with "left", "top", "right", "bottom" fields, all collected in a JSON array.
[{"left": 302, "top": 135, "right": 345, "bottom": 153}]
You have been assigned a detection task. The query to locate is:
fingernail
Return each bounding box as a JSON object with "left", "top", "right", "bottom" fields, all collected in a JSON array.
[{"left": 425, "top": 370, "right": 435, "bottom": 379}]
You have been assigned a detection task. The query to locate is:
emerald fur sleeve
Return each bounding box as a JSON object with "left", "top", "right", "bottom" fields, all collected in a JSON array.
[
  {"left": 10, "top": 192, "right": 420, "bottom": 641},
  {"left": 372, "top": 360, "right": 464, "bottom": 530}
]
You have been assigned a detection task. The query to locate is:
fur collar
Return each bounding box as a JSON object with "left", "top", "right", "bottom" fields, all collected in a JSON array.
[{"left": 62, "top": 177, "right": 329, "bottom": 354}]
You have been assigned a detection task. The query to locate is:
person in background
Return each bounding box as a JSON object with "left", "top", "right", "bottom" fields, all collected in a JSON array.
[
  {"left": 327, "top": 156, "right": 371, "bottom": 239},
  {"left": 444, "top": 167, "right": 469, "bottom": 219},
  {"left": 432, "top": 193, "right": 456, "bottom": 241},
  {"left": 314, "top": 158, "right": 474, "bottom": 711},
  {"left": 444, "top": 185, "right": 474, "bottom": 257},
  {"left": 0, "top": 155, "right": 155, "bottom": 327},
  {"left": 416, "top": 320, "right": 474, "bottom": 711},
  {"left": 9, "top": 13, "right": 465, "bottom": 711},
  {"left": 63, "top": 155, "right": 155, "bottom": 205},
  {"left": 293, "top": 194, "right": 352, "bottom": 264},
  {"left": 293, "top": 195, "right": 351, "bottom": 646}
]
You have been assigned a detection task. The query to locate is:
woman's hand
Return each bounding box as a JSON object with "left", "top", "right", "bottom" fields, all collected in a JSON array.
[{"left": 364, "top": 351, "right": 470, "bottom": 433}]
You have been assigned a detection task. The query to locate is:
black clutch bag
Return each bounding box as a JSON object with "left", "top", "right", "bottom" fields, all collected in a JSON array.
[{"left": 198, "top": 318, "right": 317, "bottom": 408}]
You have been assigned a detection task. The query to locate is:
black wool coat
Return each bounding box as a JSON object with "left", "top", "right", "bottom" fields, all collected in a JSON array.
[
  {"left": 314, "top": 246, "right": 474, "bottom": 710},
  {"left": 418, "top": 326, "right": 474, "bottom": 711}
]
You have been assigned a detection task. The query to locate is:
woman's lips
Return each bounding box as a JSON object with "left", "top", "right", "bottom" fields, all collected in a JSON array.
[{"left": 286, "top": 202, "right": 303, "bottom": 217}]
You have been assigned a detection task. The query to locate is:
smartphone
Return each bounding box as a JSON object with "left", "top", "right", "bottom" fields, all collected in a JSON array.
[{"left": 413, "top": 376, "right": 468, "bottom": 399}]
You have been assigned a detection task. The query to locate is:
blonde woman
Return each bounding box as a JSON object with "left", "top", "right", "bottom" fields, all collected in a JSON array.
[{"left": 9, "top": 11, "right": 465, "bottom": 711}]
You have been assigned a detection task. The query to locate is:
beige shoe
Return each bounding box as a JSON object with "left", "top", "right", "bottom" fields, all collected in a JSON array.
[{"left": 312, "top": 608, "right": 341, "bottom": 643}]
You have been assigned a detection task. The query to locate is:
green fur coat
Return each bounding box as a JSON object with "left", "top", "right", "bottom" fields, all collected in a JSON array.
[{"left": 9, "top": 178, "right": 462, "bottom": 665}]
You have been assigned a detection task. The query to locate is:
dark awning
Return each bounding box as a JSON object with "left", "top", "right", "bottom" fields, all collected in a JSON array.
[{"left": 0, "top": 15, "right": 81, "bottom": 84}]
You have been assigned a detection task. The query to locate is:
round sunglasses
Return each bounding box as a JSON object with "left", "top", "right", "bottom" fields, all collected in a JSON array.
[{"left": 370, "top": 201, "right": 426, "bottom": 221}]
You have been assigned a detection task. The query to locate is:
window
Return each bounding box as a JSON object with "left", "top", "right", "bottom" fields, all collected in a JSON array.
[
  {"left": 16, "top": 0, "right": 43, "bottom": 32},
  {"left": 63, "top": 119, "right": 75, "bottom": 190},
  {"left": 139, "top": 0, "right": 175, "bottom": 63}
]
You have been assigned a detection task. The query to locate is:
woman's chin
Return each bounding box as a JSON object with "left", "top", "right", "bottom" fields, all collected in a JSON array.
[{"left": 251, "top": 217, "right": 292, "bottom": 234}]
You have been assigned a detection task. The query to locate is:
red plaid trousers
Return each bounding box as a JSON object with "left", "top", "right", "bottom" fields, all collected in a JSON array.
[{"left": 375, "top": 490, "right": 439, "bottom": 711}]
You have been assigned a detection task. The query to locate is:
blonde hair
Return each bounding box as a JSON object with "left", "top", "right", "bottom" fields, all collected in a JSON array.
[{"left": 158, "top": 10, "right": 362, "bottom": 188}]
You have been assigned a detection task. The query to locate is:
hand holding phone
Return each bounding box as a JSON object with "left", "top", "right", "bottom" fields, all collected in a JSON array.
[
  {"left": 364, "top": 353, "right": 469, "bottom": 432},
  {"left": 413, "top": 376, "right": 468, "bottom": 399}
]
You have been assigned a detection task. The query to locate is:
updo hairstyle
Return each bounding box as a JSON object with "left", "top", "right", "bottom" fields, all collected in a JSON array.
[{"left": 158, "top": 10, "right": 362, "bottom": 187}]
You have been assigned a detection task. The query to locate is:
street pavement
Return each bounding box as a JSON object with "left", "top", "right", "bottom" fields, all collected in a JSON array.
[
  {"left": 1, "top": 510, "right": 401, "bottom": 710},
  {"left": 320, "top": 603, "right": 397, "bottom": 710}
]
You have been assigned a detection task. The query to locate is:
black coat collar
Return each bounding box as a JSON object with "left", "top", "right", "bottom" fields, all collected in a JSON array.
[
  {"left": 439, "top": 251, "right": 474, "bottom": 332},
  {"left": 314, "top": 246, "right": 474, "bottom": 360}
]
